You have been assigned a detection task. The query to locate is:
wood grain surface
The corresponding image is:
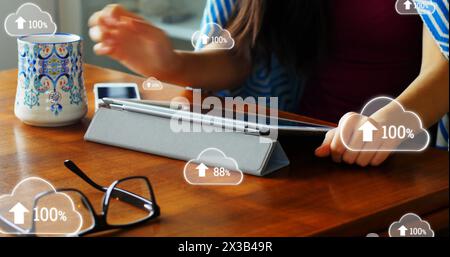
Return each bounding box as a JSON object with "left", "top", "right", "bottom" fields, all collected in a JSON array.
[{"left": 0, "top": 65, "right": 447, "bottom": 237}]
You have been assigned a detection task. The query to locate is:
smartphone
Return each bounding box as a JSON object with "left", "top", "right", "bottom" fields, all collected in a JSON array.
[{"left": 93, "top": 83, "right": 140, "bottom": 111}]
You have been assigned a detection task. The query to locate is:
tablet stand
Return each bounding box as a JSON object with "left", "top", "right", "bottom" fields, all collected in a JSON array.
[{"left": 84, "top": 107, "right": 290, "bottom": 176}]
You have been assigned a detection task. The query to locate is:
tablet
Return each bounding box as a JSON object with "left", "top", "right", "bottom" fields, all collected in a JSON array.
[{"left": 102, "top": 98, "right": 334, "bottom": 135}]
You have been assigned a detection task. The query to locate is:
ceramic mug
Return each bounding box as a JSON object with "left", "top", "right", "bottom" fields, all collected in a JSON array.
[{"left": 15, "top": 33, "right": 87, "bottom": 127}]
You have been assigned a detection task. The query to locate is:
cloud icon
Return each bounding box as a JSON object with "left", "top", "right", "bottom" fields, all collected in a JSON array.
[
  {"left": 395, "top": 0, "right": 436, "bottom": 15},
  {"left": 191, "top": 22, "right": 235, "bottom": 50},
  {"left": 184, "top": 148, "right": 244, "bottom": 185},
  {"left": 4, "top": 3, "right": 57, "bottom": 37},
  {"left": 389, "top": 213, "right": 434, "bottom": 237},
  {"left": 142, "top": 77, "right": 163, "bottom": 91},
  {"left": 340, "top": 96, "right": 430, "bottom": 152},
  {"left": 0, "top": 177, "right": 82, "bottom": 236}
]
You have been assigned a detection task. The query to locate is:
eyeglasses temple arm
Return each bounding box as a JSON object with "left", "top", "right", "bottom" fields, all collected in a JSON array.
[
  {"left": 64, "top": 160, "right": 106, "bottom": 192},
  {"left": 148, "top": 184, "right": 158, "bottom": 206}
]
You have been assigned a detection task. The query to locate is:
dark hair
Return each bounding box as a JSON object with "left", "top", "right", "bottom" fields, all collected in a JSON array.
[{"left": 228, "top": 0, "right": 328, "bottom": 75}]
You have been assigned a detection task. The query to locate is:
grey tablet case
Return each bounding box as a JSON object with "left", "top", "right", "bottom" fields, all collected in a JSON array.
[{"left": 84, "top": 107, "right": 290, "bottom": 176}]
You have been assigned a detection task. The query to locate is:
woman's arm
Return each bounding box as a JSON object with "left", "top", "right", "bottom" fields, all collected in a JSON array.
[
  {"left": 315, "top": 25, "right": 449, "bottom": 167},
  {"left": 89, "top": 4, "right": 251, "bottom": 91},
  {"left": 396, "top": 27, "right": 449, "bottom": 127}
]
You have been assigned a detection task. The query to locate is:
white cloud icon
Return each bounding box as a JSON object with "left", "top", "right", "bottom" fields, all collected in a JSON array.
[
  {"left": 388, "top": 213, "right": 434, "bottom": 237},
  {"left": 340, "top": 96, "right": 430, "bottom": 152},
  {"left": 191, "top": 22, "right": 235, "bottom": 50},
  {"left": 0, "top": 177, "right": 82, "bottom": 236},
  {"left": 184, "top": 148, "right": 244, "bottom": 186},
  {"left": 142, "top": 77, "right": 163, "bottom": 91},
  {"left": 4, "top": 3, "right": 57, "bottom": 37},
  {"left": 395, "top": 0, "right": 436, "bottom": 15}
]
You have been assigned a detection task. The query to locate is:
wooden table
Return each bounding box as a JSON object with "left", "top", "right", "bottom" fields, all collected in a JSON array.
[{"left": 0, "top": 65, "right": 448, "bottom": 236}]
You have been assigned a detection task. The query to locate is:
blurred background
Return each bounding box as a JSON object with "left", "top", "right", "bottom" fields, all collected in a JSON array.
[{"left": 0, "top": 0, "right": 207, "bottom": 72}]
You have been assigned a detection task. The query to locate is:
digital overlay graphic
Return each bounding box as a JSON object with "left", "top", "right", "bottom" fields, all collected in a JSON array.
[
  {"left": 389, "top": 213, "right": 435, "bottom": 237},
  {"left": 191, "top": 22, "right": 235, "bottom": 50},
  {"left": 184, "top": 148, "right": 244, "bottom": 186},
  {"left": 4, "top": 3, "right": 57, "bottom": 37},
  {"left": 0, "top": 177, "right": 82, "bottom": 236},
  {"left": 142, "top": 77, "right": 163, "bottom": 91},
  {"left": 395, "top": 0, "right": 437, "bottom": 15},
  {"left": 340, "top": 97, "right": 430, "bottom": 152}
]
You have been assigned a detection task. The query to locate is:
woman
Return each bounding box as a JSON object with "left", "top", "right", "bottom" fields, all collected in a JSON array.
[{"left": 88, "top": 0, "right": 449, "bottom": 167}]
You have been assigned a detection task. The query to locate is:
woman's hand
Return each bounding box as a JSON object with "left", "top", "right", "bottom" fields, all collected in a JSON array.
[
  {"left": 314, "top": 27, "right": 449, "bottom": 168},
  {"left": 88, "top": 4, "right": 181, "bottom": 78},
  {"left": 315, "top": 112, "right": 393, "bottom": 167}
]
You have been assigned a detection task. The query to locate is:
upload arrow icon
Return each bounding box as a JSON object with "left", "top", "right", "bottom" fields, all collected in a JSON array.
[
  {"left": 359, "top": 121, "right": 378, "bottom": 142},
  {"left": 9, "top": 202, "right": 29, "bottom": 224},
  {"left": 196, "top": 163, "right": 209, "bottom": 177},
  {"left": 398, "top": 225, "right": 408, "bottom": 236}
]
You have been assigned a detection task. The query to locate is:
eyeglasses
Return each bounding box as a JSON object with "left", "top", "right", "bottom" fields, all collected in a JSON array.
[{"left": 0, "top": 160, "right": 160, "bottom": 236}]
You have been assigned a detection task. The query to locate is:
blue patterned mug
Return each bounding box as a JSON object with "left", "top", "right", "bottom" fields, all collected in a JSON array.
[{"left": 15, "top": 33, "right": 87, "bottom": 127}]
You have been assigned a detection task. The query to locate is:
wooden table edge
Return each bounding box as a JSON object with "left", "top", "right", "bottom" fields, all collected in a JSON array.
[{"left": 310, "top": 187, "right": 449, "bottom": 237}]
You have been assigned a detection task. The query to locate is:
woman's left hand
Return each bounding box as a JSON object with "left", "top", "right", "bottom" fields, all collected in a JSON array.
[{"left": 314, "top": 112, "right": 392, "bottom": 167}]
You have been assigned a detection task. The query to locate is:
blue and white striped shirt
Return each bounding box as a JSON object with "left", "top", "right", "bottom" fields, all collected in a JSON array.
[{"left": 418, "top": 0, "right": 449, "bottom": 149}]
